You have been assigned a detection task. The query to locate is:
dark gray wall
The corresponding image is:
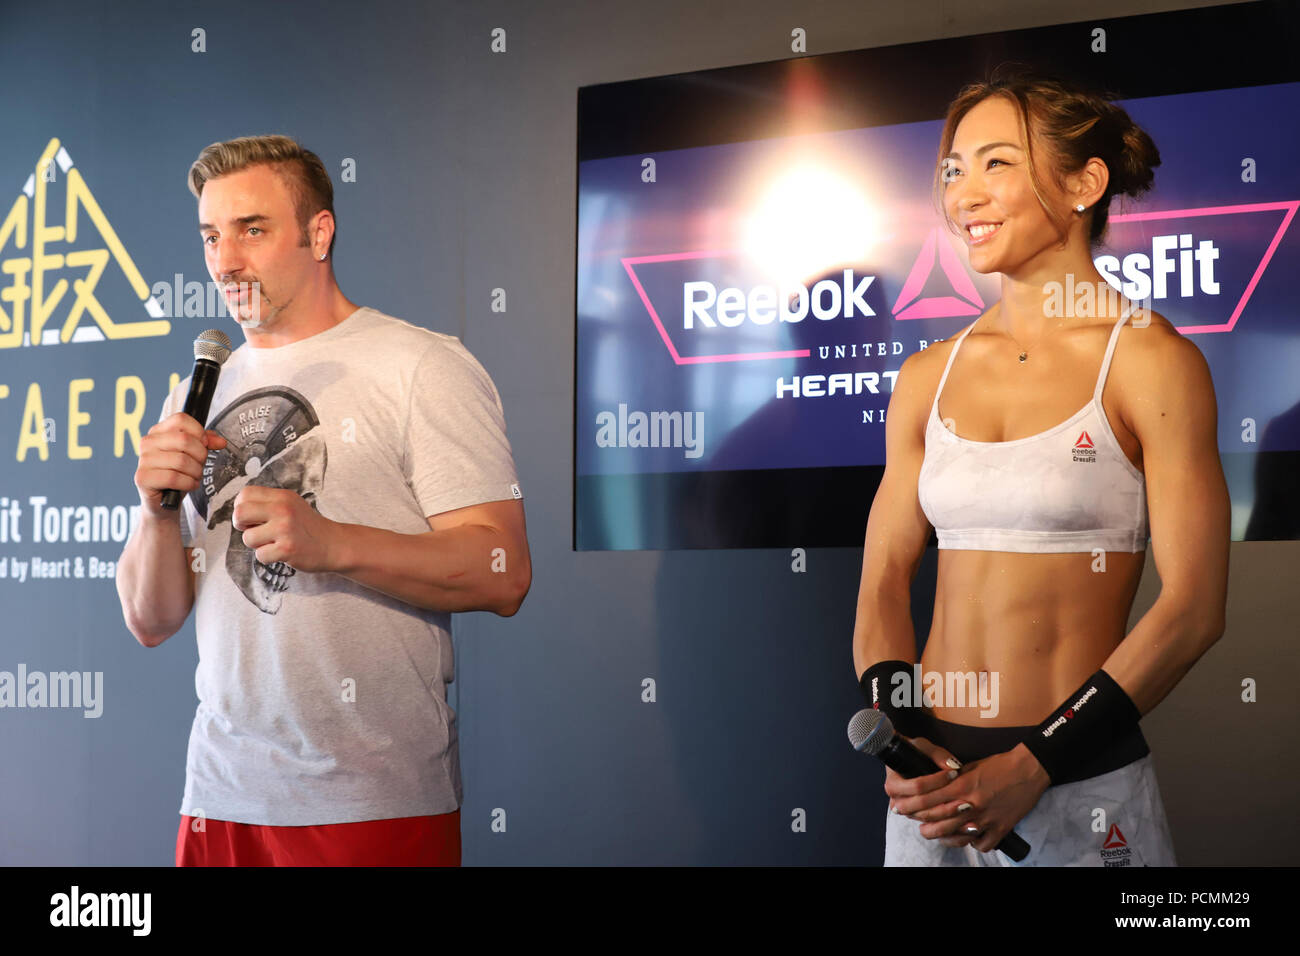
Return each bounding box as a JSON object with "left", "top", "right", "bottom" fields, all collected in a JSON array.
[{"left": 0, "top": 0, "right": 1289, "bottom": 866}]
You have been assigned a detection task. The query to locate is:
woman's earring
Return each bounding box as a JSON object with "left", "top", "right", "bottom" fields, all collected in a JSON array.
[{"left": 1075, "top": 204, "right": 1085, "bottom": 213}]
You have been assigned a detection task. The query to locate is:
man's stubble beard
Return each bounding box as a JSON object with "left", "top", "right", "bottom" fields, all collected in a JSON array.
[{"left": 232, "top": 292, "right": 288, "bottom": 331}]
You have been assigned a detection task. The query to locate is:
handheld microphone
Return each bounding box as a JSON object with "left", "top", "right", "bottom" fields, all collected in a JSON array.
[
  {"left": 847, "top": 708, "right": 1030, "bottom": 863},
  {"left": 161, "top": 329, "right": 233, "bottom": 511}
]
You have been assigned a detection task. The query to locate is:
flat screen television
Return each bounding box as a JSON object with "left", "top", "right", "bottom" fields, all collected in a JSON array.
[{"left": 575, "top": 0, "right": 1300, "bottom": 550}]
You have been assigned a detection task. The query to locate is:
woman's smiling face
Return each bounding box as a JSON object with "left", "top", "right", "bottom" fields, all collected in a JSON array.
[{"left": 941, "top": 95, "right": 1071, "bottom": 275}]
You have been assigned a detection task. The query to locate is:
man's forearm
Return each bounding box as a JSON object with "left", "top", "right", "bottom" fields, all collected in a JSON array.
[
  {"left": 116, "top": 511, "right": 193, "bottom": 646},
  {"left": 328, "top": 520, "right": 526, "bottom": 616}
]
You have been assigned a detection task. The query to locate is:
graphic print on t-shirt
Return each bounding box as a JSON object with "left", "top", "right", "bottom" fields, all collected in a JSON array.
[{"left": 187, "top": 385, "right": 327, "bottom": 614}]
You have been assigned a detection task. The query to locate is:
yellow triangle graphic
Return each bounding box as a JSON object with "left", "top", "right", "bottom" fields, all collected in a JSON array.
[{"left": 0, "top": 137, "right": 171, "bottom": 349}]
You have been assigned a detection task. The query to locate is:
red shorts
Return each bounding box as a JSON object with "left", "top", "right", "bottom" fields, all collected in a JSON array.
[{"left": 175, "top": 811, "right": 461, "bottom": 866}]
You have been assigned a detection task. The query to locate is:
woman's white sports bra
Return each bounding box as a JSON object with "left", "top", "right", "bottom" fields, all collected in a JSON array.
[{"left": 917, "top": 303, "right": 1150, "bottom": 553}]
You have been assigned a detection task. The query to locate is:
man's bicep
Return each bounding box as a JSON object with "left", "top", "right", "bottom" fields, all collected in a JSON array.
[
  {"left": 426, "top": 498, "right": 526, "bottom": 539},
  {"left": 427, "top": 499, "right": 531, "bottom": 591}
]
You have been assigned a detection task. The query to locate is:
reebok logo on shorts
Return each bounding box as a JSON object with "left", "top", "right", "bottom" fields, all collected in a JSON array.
[{"left": 1100, "top": 823, "right": 1133, "bottom": 866}]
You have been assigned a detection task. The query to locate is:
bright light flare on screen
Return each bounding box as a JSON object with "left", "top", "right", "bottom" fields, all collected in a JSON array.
[{"left": 740, "top": 164, "right": 880, "bottom": 283}]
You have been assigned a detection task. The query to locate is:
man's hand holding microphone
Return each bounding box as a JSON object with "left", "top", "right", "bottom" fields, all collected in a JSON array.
[
  {"left": 135, "top": 413, "right": 227, "bottom": 520},
  {"left": 116, "top": 330, "right": 231, "bottom": 646}
]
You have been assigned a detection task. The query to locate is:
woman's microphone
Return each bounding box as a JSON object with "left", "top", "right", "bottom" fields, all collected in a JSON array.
[{"left": 848, "top": 708, "right": 1031, "bottom": 862}]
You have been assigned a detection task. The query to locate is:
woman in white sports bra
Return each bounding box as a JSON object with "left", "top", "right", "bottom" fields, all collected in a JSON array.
[{"left": 852, "top": 64, "right": 1230, "bottom": 866}]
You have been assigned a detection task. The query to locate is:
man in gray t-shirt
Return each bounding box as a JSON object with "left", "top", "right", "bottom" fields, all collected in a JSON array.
[{"left": 117, "top": 136, "right": 530, "bottom": 866}]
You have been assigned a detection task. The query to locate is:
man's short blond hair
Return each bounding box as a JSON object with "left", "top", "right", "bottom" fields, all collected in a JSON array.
[{"left": 188, "top": 135, "right": 336, "bottom": 258}]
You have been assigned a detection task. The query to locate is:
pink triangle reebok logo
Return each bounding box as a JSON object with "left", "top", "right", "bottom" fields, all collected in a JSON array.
[{"left": 891, "top": 227, "right": 985, "bottom": 320}]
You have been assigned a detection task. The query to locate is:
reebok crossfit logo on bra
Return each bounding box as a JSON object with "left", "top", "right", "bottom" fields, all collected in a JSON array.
[{"left": 1071, "top": 430, "right": 1097, "bottom": 464}]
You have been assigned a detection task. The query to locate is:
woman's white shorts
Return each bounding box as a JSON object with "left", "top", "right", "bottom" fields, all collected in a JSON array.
[{"left": 884, "top": 752, "right": 1177, "bottom": 867}]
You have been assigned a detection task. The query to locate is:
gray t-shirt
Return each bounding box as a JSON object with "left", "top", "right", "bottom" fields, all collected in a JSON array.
[{"left": 156, "top": 306, "right": 522, "bottom": 825}]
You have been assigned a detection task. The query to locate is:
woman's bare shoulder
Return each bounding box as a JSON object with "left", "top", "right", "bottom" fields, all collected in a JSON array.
[
  {"left": 1116, "top": 307, "right": 1217, "bottom": 424},
  {"left": 1122, "top": 307, "right": 1203, "bottom": 366}
]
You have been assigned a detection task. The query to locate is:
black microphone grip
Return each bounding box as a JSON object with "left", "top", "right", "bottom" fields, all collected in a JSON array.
[
  {"left": 880, "top": 734, "right": 1031, "bottom": 863},
  {"left": 160, "top": 358, "right": 222, "bottom": 511}
]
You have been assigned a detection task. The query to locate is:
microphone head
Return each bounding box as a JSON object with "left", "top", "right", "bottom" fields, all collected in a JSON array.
[
  {"left": 847, "top": 708, "right": 895, "bottom": 755},
  {"left": 194, "top": 328, "right": 233, "bottom": 365}
]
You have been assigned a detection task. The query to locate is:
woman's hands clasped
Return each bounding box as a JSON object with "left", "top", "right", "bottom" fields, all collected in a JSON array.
[{"left": 884, "top": 737, "right": 1052, "bottom": 853}]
